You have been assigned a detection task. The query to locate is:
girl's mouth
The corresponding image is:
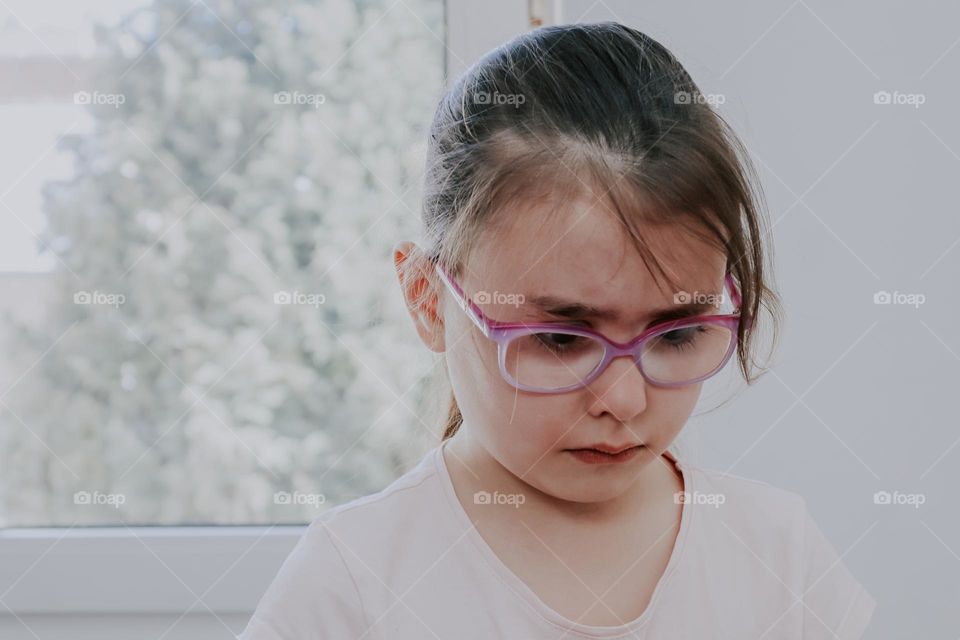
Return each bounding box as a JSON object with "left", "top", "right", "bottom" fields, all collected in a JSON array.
[{"left": 565, "top": 445, "right": 644, "bottom": 465}]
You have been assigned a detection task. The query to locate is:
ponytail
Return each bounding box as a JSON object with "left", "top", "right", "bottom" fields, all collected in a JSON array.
[{"left": 441, "top": 391, "right": 463, "bottom": 440}]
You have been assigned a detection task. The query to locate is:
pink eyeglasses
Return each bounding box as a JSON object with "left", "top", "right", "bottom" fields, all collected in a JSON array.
[{"left": 433, "top": 260, "right": 742, "bottom": 394}]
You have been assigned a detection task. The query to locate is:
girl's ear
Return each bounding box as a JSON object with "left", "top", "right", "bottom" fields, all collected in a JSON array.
[{"left": 393, "top": 241, "right": 446, "bottom": 353}]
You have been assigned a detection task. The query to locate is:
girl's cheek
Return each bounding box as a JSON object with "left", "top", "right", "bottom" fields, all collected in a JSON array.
[
  {"left": 513, "top": 399, "right": 580, "bottom": 453},
  {"left": 643, "top": 386, "right": 700, "bottom": 450}
]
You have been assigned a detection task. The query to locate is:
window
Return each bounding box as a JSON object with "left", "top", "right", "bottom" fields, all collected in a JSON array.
[{"left": 0, "top": 0, "right": 447, "bottom": 528}]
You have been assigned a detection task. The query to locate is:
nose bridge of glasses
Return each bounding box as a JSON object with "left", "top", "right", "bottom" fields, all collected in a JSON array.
[
  {"left": 590, "top": 325, "right": 653, "bottom": 358},
  {"left": 595, "top": 325, "right": 678, "bottom": 370},
  {"left": 592, "top": 342, "right": 648, "bottom": 389},
  {"left": 604, "top": 336, "right": 644, "bottom": 359},
  {"left": 578, "top": 331, "right": 645, "bottom": 382}
]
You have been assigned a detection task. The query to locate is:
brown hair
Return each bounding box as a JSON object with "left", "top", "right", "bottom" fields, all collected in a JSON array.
[{"left": 404, "top": 22, "right": 782, "bottom": 441}]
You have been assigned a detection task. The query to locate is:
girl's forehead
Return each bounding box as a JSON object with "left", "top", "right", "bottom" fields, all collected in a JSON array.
[{"left": 473, "top": 194, "right": 726, "bottom": 293}]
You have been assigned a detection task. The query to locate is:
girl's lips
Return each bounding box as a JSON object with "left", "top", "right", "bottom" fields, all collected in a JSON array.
[{"left": 566, "top": 445, "right": 644, "bottom": 464}]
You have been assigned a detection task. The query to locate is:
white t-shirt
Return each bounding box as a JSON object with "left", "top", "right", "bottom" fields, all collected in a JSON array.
[{"left": 238, "top": 439, "right": 877, "bottom": 639}]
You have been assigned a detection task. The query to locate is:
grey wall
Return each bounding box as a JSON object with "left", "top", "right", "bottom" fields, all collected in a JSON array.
[{"left": 561, "top": 1, "right": 959, "bottom": 637}]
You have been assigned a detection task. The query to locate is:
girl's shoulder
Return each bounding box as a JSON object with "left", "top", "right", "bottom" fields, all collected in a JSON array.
[
  {"left": 238, "top": 448, "right": 449, "bottom": 639},
  {"left": 298, "top": 444, "right": 452, "bottom": 560},
  {"left": 678, "top": 462, "right": 877, "bottom": 636},
  {"left": 317, "top": 446, "right": 443, "bottom": 521},
  {"left": 683, "top": 462, "right": 807, "bottom": 515},
  {"left": 678, "top": 461, "right": 811, "bottom": 555}
]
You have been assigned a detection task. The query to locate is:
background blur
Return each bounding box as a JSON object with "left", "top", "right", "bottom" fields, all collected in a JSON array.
[
  {"left": 0, "top": 0, "right": 956, "bottom": 638},
  {"left": 0, "top": 0, "right": 443, "bottom": 528}
]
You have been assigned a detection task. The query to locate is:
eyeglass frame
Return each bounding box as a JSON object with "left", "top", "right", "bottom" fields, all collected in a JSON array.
[{"left": 431, "top": 258, "right": 743, "bottom": 393}]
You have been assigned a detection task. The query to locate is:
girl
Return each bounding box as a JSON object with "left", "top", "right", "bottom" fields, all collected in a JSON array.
[{"left": 240, "top": 22, "right": 876, "bottom": 639}]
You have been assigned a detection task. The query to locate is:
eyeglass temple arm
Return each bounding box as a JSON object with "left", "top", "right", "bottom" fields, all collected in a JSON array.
[
  {"left": 432, "top": 261, "right": 491, "bottom": 336},
  {"left": 725, "top": 272, "right": 742, "bottom": 311},
  {"left": 725, "top": 272, "right": 755, "bottom": 334}
]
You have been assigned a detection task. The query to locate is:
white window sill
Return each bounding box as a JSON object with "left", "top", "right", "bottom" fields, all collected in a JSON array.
[{"left": 0, "top": 526, "right": 305, "bottom": 614}]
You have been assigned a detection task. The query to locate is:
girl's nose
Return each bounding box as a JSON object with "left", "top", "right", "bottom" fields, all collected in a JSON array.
[{"left": 585, "top": 354, "right": 648, "bottom": 422}]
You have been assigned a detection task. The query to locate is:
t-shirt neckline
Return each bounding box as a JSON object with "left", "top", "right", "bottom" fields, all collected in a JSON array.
[{"left": 432, "top": 438, "right": 695, "bottom": 638}]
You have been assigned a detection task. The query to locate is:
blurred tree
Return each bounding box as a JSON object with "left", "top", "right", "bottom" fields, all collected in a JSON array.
[{"left": 1, "top": 0, "right": 443, "bottom": 525}]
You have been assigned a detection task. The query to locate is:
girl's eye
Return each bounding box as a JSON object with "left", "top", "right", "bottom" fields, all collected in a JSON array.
[
  {"left": 660, "top": 325, "right": 707, "bottom": 351},
  {"left": 534, "top": 332, "right": 587, "bottom": 353}
]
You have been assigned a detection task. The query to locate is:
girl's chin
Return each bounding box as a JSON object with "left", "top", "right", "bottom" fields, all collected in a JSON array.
[
  {"left": 538, "top": 477, "right": 639, "bottom": 505},
  {"left": 552, "top": 488, "right": 633, "bottom": 505}
]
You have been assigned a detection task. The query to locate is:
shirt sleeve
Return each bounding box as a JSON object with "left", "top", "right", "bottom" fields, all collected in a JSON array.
[
  {"left": 799, "top": 500, "right": 877, "bottom": 640},
  {"left": 237, "top": 518, "right": 370, "bottom": 640}
]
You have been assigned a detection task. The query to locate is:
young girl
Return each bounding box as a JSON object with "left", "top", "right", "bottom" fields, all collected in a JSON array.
[{"left": 240, "top": 22, "right": 876, "bottom": 639}]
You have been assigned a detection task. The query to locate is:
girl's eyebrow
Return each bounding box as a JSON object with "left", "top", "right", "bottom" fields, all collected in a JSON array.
[{"left": 524, "top": 294, "right": 717, "bottom": 325}]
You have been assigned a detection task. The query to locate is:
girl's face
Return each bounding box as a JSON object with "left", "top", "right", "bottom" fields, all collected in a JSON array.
[{"left": 406, "top": 193, "right": 728, "bottom": 504}]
